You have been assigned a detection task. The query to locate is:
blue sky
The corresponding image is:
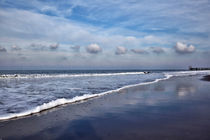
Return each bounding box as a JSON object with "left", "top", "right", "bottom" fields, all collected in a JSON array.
[{"left": 0, "top": 0, "right": 210, "bottom": 69}]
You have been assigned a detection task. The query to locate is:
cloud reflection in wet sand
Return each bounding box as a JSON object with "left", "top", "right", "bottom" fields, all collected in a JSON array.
[{"left": 176, "top": 84, "right": 196, "bottom": 97}]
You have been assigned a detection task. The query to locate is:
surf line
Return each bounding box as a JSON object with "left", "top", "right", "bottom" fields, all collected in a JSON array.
[
  {"left": 0, "top": 74, "right": 173, "bottom": 121},
  {"left": 0, "top": 72, "right": 146, "bottom": 79}
]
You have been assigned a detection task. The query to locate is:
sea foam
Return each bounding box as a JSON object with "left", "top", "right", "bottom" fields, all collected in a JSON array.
[
  {"left": 0, "top": 70, "right": 210, "bottom": 121},
  {"left": 0, "top": 72, "right": 145, "bottom": 79},
  {"left": 0, "top": 73, "right": 171, "bottom": 121}
]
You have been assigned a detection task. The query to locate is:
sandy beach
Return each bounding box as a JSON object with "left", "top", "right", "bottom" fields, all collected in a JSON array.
[{"left": 0, "top": 75, "right": 210, "bottom": 140}]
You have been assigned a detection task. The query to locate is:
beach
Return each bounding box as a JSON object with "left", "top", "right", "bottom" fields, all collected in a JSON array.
[
  {"left": 0, "top": 74, "right": 210, "bottom": 140},
  {"left": 1, "top": 0, "right": 210, "bottom": 139}
]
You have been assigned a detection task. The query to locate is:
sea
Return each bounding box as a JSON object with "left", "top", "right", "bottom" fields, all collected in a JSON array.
[{"left": 0, "top": 69, "right": 209, "bottom": 120}]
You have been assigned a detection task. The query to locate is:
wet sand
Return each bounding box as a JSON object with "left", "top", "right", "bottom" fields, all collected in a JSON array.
[{"left": 1, "top": 75, "right": 210, "bottom": 140}]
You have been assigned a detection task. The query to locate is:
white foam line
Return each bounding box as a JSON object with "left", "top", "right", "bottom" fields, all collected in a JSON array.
[
  {"left": 164, "top": 70, "right": 210, "bottom": 77},
  {"left": 0, "top": 74, "right": 172, "bottom": 121},
  {"left": 1, "top": 71, "right": 210, "bottom": 120},
  {"left": 0, "top": 72, "right": 145, "bottom": 79},
  {"left": 0, "top": 94, "right": 99, "bottom": 121}
]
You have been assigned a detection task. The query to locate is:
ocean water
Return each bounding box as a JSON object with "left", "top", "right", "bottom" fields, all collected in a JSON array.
[{"left": 0, "top": 70, "right": 209, "bottom": 120}]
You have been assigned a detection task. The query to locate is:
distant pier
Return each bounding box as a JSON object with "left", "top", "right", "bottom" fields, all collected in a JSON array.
[{"left": 189, "top": 66, "right": 210, "bottom": 71}]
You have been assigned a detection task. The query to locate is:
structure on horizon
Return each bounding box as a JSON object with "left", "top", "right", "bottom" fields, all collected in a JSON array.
[{"left": 189, "top": 66, "right": 210, "bottom": 71}]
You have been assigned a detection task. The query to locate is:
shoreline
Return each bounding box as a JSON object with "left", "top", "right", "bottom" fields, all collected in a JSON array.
[
  {"left": 0, "top": 74, "right": 172, "bottom": 121},
  {"left": 2, "top": 70, "right": 210, "bottom": 122},
  {"left": 1, "top": 75, "right": 210, "bottom": 139}
]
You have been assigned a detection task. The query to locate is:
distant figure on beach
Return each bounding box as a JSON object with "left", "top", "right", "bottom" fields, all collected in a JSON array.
[{"left": 144, "top": 71, "right": 150, "bottom": 74}]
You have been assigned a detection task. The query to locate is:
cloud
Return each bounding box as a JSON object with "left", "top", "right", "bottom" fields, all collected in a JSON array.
[
  {"left": 174, "top": 42, "right": 196, "bottom": 54},
  {"left": 0, "top": 46, "right": 7, "bottom": 52},
  {"left": 0, "top": 8, "right": 171, "bottom": 51},
  {"left": 30, "top": 43, "right": 47, "bottom": 51},
  {"left": 131, "top": 49, "right": 148, "bottom": 54},
  {"left": 11, "top": 45, "right": 21, "bottom": 51},
  {"left": 115, "top": 46, "right": 127, "bottom": 55},
  {"left": 50, "top": 43, "right": 59, "bottom": 50},
  {"left": 151, "top": 47, "right": 165, "bottom": 54},
  {"left": 0, "top": 1, "right": 210, "bottom": 69},
  {"left": 71, "top": 45, "right": 80, "bottom": 52},
  {"left": 29, "top": 43, "right": 59, "bottom": 51},
  {"left": 86, "top": 44, "right": 102, "bottom": 54}
]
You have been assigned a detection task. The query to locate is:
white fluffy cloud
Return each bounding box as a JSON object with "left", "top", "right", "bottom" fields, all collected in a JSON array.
[
  {"left": 86, "top": 44, "right": 102, "bottom": 54},
  {"left": 115, "top": 46, "right": 127, "bottom": 55},
  {"left": 174, "top": 42, "right": 195, "bottom": 54}
]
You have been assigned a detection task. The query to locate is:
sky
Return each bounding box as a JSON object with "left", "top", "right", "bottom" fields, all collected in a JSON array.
[{"left": 0, "top": 0, "right": 210, "bottom": 69}]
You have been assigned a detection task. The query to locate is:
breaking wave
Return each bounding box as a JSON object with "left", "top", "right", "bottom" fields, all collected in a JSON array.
[
  {"left": 0, "top": 73, "right": 172, "bottom": 121},
  {"left": 0, "top": 72, "right": 145, "bottom": 79},
  {"left": 0, "top": 70, "right": 210, "bottom": 121}
]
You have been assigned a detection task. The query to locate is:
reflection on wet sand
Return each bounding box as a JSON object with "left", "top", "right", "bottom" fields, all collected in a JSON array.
[{"left": 176, "top": 83, "right": 196, "bottom": 97}]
